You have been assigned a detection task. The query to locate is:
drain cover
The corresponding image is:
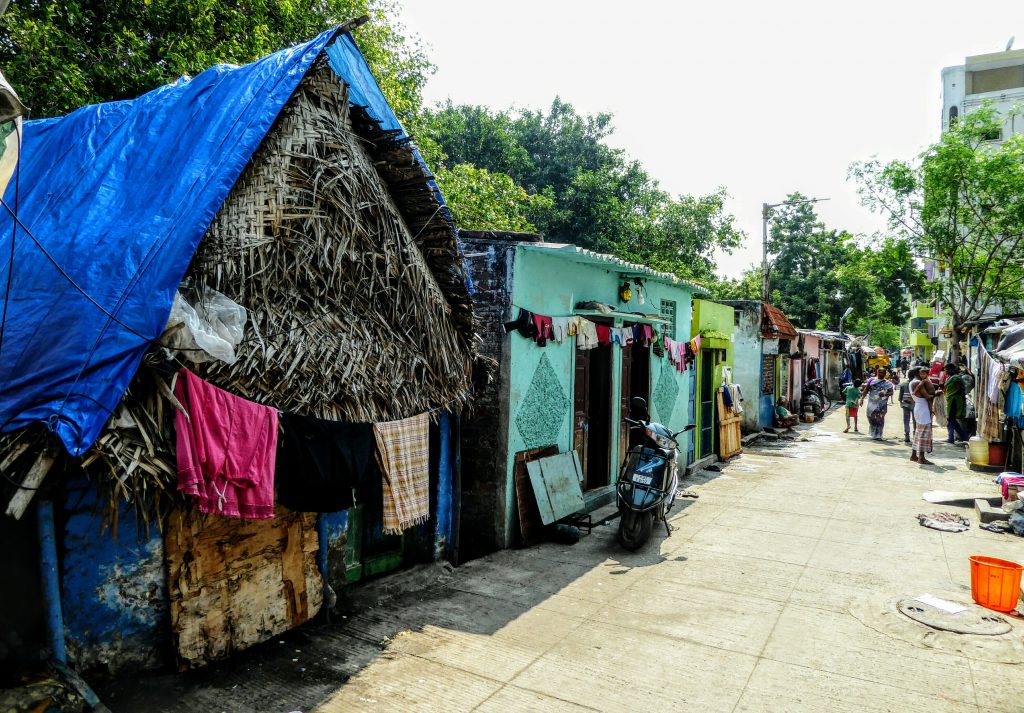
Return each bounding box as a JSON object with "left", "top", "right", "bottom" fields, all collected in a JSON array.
[{"left": 897, "top": 599, "right": 1012, "bottom": 635}]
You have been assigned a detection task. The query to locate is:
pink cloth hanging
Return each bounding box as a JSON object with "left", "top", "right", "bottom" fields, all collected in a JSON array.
[{"left": 174, "top": 369, "right": 278, "bottom": 519}]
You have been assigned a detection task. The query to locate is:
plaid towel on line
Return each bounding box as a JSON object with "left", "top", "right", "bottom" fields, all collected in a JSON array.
[{"left": 373, "top": 412, "right": 431, "bottom": 534}]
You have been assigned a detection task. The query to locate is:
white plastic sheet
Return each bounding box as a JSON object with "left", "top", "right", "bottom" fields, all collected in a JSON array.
[{"left": 163, "top": 287, "right": 247, "bottom": 364}]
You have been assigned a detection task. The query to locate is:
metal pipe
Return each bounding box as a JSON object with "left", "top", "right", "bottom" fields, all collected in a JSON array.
[{"left": 37, "top": 499, "right": 66, "bottom": 664}]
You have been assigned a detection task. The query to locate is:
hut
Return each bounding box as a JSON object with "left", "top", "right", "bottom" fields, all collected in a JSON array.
[
  {"left": 458, "top": 233, "right": 701, "bottom": 559},
  {"left": 690, "top": 299, "right": 741, "bottom": 464},
  {"left": 720, "top": 301, "right": 798, "bottom": 432},
  {"left": 0, "top": 25, "right": 477, "bottom": 674}
]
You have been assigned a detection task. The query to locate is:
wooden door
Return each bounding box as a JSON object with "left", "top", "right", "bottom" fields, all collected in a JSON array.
[
  {"left": 699, "top": 351, "right": 715, "bottom": 458},
  {"left": 619, "top": 341, "right": 634, "bottom": 468},
  {"left": 574, "top": 346, "right": 590, "bottom": 483}
]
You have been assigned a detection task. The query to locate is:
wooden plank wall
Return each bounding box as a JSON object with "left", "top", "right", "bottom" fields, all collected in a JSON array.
[{"left": 165, "top": 505, "right": 323, "bottom": 668}]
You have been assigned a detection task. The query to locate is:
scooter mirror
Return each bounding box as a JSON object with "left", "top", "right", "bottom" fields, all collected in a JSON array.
[{"left": 630, "top": 397, "right": 649, "bottom": 421}]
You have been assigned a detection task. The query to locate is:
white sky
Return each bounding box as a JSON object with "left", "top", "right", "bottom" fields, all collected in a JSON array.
[{"left": 399, "top": 0, "right": 1024, "bottom": 278}]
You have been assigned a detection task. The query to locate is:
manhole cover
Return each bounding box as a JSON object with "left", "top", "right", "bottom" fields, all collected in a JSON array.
[{"left": 897, "top": 599, "right": 1012, "bottom": 635}]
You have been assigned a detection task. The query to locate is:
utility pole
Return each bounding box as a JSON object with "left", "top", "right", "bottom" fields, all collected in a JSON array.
[{"left": 760, "top": 196, "right": 830, "bottom": 305}]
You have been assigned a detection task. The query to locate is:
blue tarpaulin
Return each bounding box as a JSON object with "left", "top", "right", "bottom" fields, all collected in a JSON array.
[{"left": 0, "top": 29, "right": 348, "bottom": 455}]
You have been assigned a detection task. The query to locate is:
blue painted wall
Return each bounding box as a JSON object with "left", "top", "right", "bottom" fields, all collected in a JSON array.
[{"left": 61, "top": 474, "right": 169, "bottom": 673}]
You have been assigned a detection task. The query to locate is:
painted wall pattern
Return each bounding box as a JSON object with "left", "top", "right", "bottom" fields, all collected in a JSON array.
[{"left": 515, "top": 352, "right": 570, "bottom": 449}]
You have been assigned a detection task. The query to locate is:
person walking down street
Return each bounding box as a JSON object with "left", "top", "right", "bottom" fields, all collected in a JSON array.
[
  {"left": 888, "top": 371, "right": 899, "bottom": 404},
  {"left": 844, "top": 379, "right": 862, "bottom": 433},
  {"left": 911, "top": 371, "right": 936, "bottom": 465},
  {"left": 898, "top": 369, "right": 918, "bottom": 443},
  {"left": 863, "top": 368, "right": 895, "bottom": 440},
  {"left": 943, "top": 363, "right": 970, "bottom": 444}
]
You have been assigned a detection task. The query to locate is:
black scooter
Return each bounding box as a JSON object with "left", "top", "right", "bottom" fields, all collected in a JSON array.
[{"left": 615, "top": 397, "right": 695, "bottom": 550}]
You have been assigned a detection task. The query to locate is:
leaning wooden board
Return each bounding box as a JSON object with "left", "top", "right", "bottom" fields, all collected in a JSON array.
[
  {"left": 164, "top": 505, "right": 323, "bottom": 668},
  {"left": 716, "top": 390, "right": 743, "bottom": 460}
]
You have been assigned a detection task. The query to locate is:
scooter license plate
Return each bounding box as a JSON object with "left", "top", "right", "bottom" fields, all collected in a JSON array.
[{"left": 632, "top": 474, "right": 653, "bottom": 485}]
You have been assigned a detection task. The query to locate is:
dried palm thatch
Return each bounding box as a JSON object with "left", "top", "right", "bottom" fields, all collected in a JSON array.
[{"left": 1, "top": 56, "right": 478, "bottom": 529}]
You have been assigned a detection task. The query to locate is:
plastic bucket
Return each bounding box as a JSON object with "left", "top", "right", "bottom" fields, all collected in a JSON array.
[
  {"left": 968, "top": 437, "right": 989, "bottom": 465},
  {"left": 989, "top": 442, "right": 1007, "bottom": 467},
  {"left": 969, "top": 556, "right": 1023, "bottom": 612}
]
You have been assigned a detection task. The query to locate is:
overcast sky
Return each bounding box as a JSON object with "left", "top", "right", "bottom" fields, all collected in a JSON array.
[{"left": 400, "top": 0, "right": 1024, "bottom": 278}]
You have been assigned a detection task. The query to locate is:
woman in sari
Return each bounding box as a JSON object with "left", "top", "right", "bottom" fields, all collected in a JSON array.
[{"left": 863, "top": 367, "right": 895, "bottom": 440}]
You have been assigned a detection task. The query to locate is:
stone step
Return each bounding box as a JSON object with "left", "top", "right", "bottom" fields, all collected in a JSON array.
[{"left": 975, "top": 498, "right": 1011, "bottom": 523}]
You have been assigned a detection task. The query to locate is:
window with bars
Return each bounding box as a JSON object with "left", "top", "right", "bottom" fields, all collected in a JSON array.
[{"left": 660, "top": 299, "right": 676, "bottom": 340}]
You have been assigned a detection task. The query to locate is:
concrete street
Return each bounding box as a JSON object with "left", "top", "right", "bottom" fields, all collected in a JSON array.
[{"left": 104, "top": 407, "right": 1024, "bottom": 712}]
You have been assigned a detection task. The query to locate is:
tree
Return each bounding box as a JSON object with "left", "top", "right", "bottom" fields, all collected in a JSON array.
[
  {"left": 711, "top": 266, "right": 762, "bottom": 301},
  {"left": 0, "top": 1, "right": 431, "bottom": 126},
  {"left": 433, "top": 164, "right": 553, "bottom": 232},
  {"left": 762, "top": 193, "right": 921, "bottom": 333},
  {"left": 852, "top": 105, "right": 1024, "bottom": 355},
  {"left": 426, "top": 98, "right": 745, "bottom": 281}
]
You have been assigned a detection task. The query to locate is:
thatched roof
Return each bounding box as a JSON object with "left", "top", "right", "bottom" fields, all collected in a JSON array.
[{"left": 2, "top": 49, "right": 477, "bottom": 527}]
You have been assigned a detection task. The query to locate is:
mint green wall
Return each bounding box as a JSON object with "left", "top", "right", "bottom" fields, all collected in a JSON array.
[{"left": 503, "top": 247, "right": 694, "bottom": 540}]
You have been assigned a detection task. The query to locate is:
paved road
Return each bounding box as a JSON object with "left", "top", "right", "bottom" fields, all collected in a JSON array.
[{"left": 104, "top": 408, "right": 1024, "bottom": 712}]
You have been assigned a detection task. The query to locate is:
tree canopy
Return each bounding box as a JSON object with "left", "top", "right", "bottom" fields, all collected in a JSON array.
[
  {"left": 425, "top": 99, "right": 745, "bottom": 282},
  {"left": 852, "top": 105, "right": 1024, "bottom": 349},
  {"left": 710, "top": 195, "right": 922, "bottom": 342}
]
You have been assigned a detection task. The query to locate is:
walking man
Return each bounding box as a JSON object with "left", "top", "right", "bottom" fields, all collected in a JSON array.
[
  {"left": 843, "top": 379, "right": 862, "bottom": 433},
  {"left": 911, "top": 369, "right": 935, "bottom": 465},
  {"left": 898, "top": 368, "right": 917, "bottom": 443}
]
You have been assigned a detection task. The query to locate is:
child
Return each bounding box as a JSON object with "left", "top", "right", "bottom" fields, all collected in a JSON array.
[{"left": 843, "top": 379, "right": 862, "bottom": 433}]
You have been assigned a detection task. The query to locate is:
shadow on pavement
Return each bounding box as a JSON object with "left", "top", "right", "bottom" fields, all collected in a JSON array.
[{"left": 97, "top": 494, "right": 708, "bottom": 712}]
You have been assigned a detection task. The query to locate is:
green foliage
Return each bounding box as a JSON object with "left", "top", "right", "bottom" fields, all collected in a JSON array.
[
  {"left": 433, "top": 164, "right": 553, "bottom": 232},
  {"left": 852, "top": 104, "right": 1024, "bottom": 341},
  {"left": 0, "top": 0, "right": 432, "bottom": 125},
  {"left": 425, "top": 98, "right": 745, "bottom": 282},
  {"left": 711, "top": 267, "right": 762, "bottom": 301},
  {"left": 761, "top": 193, "right": 921, "bottom": 333}
]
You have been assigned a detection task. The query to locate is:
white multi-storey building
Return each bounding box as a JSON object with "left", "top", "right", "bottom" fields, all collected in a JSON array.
[{"left": 942, "top": 47, "right": 1024, "bottom": 137}]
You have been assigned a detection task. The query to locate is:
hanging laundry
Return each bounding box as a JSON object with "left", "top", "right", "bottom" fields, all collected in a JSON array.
[
  {"left": 567, "top": 317, "right": 579, "bottom": 337},
  {"left": 691, "top": 334, "right": 702, "bottom": 353},
  {"left": 532, "top": 314, "right": 553, "bottom": 347},
  {"left": 642, "top": 324, "right": 654, "bottom": 347},
  {"left": 503, "top": 308, "right": 537, "bottom": 338},
  {"left": 551, "top": 316, "right": 571, "bottom": 343},
  {"left": 722, "top": 366, "right": 733, "bottom": 384},
  {"left": 610, "top": 328, "right": 624, "bottom": 346},
  {"left": 174, "top": 369, "right": 278, "bottom": 519},
  {"left": 683, "top": 343, "right": 696, "bottom": 370},
  {"left": 988, "top": 358, "right": 1005, "bottom": 404},
  {"left": 622, "top": 328, "right": 635, "bottom": 347},
  {"left": 596, "top": 324, "right": 611, "bottom": 346},
  {"left": 731, "top": 384, "right": 745, "bottom": 414},
  {"left": 275, "top": 413, "right": 378, "bottom": 513},
  {"left": 373, "top": 413, "right": 431, "bottom": 535},
  {"left": 721, "top": 384, "right": 734, "bottom": 409},
  {"left": 577, "top": 318, "right": 599, "bottom": 350}
]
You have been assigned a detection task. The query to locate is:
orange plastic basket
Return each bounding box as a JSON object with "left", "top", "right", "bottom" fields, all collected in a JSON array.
[{"left": 969, "top": 556, "right": 1023, "bottom": 613}]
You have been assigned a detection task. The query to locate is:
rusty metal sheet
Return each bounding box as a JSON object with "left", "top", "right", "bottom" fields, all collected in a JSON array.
[{"left": 526, "top": 451, "right": 586, "bottom": 525}]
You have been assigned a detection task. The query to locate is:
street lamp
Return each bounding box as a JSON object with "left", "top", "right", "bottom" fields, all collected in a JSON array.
[
  {"left": 760, "top": 196, "right": 830, "bottom": 303},
  {"left": 839, "top": 306, "right": 854, "bottom": 336}
]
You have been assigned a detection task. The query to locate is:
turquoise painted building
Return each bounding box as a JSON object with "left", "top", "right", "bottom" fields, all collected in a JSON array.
[{"left": 459, "top": 234, "right": 701, "bottom": 558}]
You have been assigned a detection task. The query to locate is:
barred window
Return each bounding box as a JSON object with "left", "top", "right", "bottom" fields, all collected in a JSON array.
[{"left": 660, "top": 299, "right": 676, "bottom": 340}]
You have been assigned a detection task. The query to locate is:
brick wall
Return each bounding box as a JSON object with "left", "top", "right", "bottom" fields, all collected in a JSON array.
[{"left": 460, "top": 239, "right": 516, "bottom": 560}]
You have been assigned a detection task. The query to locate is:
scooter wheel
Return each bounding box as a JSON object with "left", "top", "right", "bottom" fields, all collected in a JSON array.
[{"left": 618, "top": 510, "right": 653, "bottom": 550}]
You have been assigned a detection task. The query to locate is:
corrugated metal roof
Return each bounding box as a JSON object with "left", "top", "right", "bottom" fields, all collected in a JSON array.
[{"left": 520, "top": 243, "right": 707, "bottom": 292}]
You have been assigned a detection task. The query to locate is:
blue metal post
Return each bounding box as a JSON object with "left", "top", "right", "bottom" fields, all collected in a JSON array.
[{"left": 37, "top": 500, "right": 66, "bottom": 664}]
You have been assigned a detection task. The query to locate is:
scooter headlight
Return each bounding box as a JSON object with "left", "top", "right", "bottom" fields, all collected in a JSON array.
[{"left": 645, "top": 427, "right": 676, "bottom": 450}]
